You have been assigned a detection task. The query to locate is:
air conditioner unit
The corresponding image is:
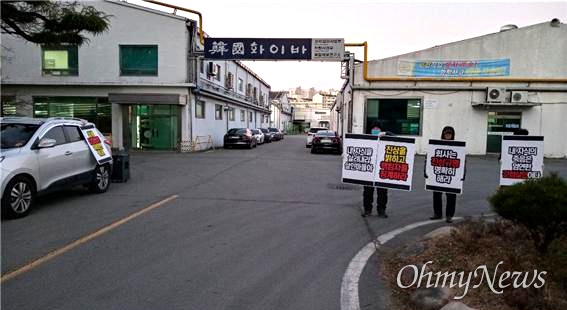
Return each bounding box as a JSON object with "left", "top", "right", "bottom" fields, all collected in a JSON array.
[
  {"left": 487, "top": 87, "right": 506, "bottom": 103},
  {"left": 511, "top": 91, "right": 528, "bottom": 103},
  {"left": 207, "top": 62, "right": 218, "bottom": 76}
]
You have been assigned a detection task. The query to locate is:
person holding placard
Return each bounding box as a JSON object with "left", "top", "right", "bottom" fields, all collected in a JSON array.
[
  {"left": 362, "top": 122, "right": 389, "bottom": 218},
  {"left": 427, "top": 126, "right": 463, "bottom": 223}
]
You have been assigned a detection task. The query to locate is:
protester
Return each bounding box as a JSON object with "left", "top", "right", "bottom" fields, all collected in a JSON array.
[
  {"left": 426, "top": 126, "right": 464, "bottom": 223},
  {"left": 362, "top": 122, "right": 389, "bottom": 218}
]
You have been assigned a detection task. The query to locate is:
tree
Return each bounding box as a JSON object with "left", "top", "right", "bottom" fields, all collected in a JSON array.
[
  {"left": 1, "top": 1, "right": 110, "bottom": 46},
  {"left": 489, "top": 173, "right": 567, "bottom": 254}
]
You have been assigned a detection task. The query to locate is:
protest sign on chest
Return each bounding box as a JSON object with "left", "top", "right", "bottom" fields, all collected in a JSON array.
[
  {"left": 375, "top": 136, "right": 416, "bottom": 191},
  {"left": 425, "top": 139, "right": 466, "bottom": 194},
  {"left": 499, "top": 136, "right": 544, "bottom": 186},
  {"left": 342, "top": 134, "right": 379, "bottom": 186}
]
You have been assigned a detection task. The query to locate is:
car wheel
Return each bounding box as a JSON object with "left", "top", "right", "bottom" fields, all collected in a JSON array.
[
  {"left": 311, "top": 147, "right": 317, "bottom": 154},
  {"left": 2, "top": 176, "right": 35, "bottom": 218},
  {"left": 89, "top": 164, "right": 111, "bottom": 193},
  {"left": 248, "top": 141, "right": 253, "bottom": 149}
]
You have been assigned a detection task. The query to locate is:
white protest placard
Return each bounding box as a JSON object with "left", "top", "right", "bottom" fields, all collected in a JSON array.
[
  {"left": 80, "top": 125, "right": 112, "bottom": 165},
  {"left": 425, "top": 140, "right": 467, "bottom": 194},
  {"left": 375, "top": 136, "right": 416, "bottom": 191},
  {"left": 500, "top": 136, "right": 544, "bottom": 186},
  {"left": 342, "top": 134, "right": 379, "bottom": 186}
]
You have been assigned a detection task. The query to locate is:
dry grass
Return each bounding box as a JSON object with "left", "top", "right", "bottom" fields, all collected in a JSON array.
[{"left": 380, "top": 218, "right": 567, "bottom": 310}]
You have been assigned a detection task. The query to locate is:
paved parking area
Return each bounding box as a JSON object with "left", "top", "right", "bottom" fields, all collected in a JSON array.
[{"left": 2, "top": 135, "right": 566, "bottom": 310}]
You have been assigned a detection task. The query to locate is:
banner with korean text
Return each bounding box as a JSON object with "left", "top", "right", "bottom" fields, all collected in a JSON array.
[
  {"left": 80, "top": 125, "right": 112, "bottom": 165},
  {"left": 342, "top": 134, "right": 379, "bottom": 186},
  {"left": 375, "top": 136, "right": 416, "bottom": 191},
  {"left": 500, "top": 136, "right": 544, "bottom": 186},
  {"left": 425, "top": 140, "right": 466, "bottom": 194}
]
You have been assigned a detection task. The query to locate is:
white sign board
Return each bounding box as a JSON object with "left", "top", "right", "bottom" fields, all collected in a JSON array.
[
  {"left": 312, "top": 38, "right": 344, "bottom": 61},
  {"left": 342, "top": 134, "right": 379, "bottom": 186},
  {"left": 425, "top": 140, "right": 466, "bottom": 194},
  {"left": 500, "top": 136, "right": 544, "bottom": 186},
  {"left": 80, "top": 125, "right": 112, "bottom": 165},
  {"left": 375, "top": 136, "right": 416, "bottom": 191}
]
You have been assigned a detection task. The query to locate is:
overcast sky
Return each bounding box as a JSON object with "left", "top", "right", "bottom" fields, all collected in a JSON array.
[{"left": 129, "top": 0, "right": 567, "bottom": 91}]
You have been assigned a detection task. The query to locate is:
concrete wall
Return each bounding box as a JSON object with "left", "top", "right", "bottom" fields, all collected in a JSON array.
[{"left": 1, "top": 1, "right": 190, "bottom": 85}]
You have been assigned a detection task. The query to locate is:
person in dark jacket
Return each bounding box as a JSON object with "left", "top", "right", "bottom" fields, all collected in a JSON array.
[
  {"left": 362, "top": 122, "right": 389, "bottom": 218},
  {"left": 427, "top": 126, "right": 463, "bottom": 223}
]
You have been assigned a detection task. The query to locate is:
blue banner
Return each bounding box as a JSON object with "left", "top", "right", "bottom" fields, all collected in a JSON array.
[
  {"left": 205, "top": 38, "right": 312, "bottom": 60},
  {"left": 398, "top": 59, "right": 510, "bottom": 77}
]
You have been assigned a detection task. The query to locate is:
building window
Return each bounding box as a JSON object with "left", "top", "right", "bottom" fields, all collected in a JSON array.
[
  {"left": 253, "top": 87, "right": 258, "bottom": 102},
  {"left": 215, "top": 104, "right": 223, "bottom": 120},
  {"left": 240, "top": 110, "right": 245, "bottom": 122},
  {"left": 42, "top": 45, "right": 78, "bottom": 76},
  {"left": 246, "top": 83, "right": 252, "bottom": 97},
  {"left": 365, "top": 98, "right": 422, "bottom": 135},
  {"left": 1, "top": 96, "right": 17, "bottom": 116},
  {"left": 238, "top": 78, "right": 244, "bottom": 92},
  {"left": 119, "top": 45, "right": 158, "bottom": 76},
  {"left": 228, "top": 108, "right": 235, "bottom": 121},
  {"left": 215, "top": 65, "right": 221, "bottom": 81},
  {"left": 249, "top": 111, "right": 253, "bottom": 123},
  {"left": 200, "top": 60, "right": 204, "bottom": 74},
  {"left": 195, "top": 101, "right": 205, "bottom": 119},
  {"left": 33, "top": 97, "right": 111, "bottom": 134}
]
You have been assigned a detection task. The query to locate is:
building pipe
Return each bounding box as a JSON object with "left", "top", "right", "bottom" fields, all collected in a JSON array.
[
  {"left": 345, "top": 42, "right": 567, "bottom": 83},
  {"left": 143, "top": 0, "right": 204, "bottom": 45}
]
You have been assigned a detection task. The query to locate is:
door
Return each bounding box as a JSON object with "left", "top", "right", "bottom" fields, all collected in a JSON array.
[
  {"left": 486, "top": 111, "right": 522, "bottom": 153},
  {"left": 130, "top": 105, "right": 178, "bottom": 150},
  {"left": 37, "top": 126, "right": 76, "bottom": 190}
]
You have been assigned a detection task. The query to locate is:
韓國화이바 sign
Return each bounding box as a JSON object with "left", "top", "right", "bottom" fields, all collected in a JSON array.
[
  {"left": 342, "top": 134, "right": 380, "bottom": 186},
  {"left": 80, "top": 125, "right": 112, "bottom": 165},
  {"left": 499, "top": 136, "right": 544, "bottom": 186},
  {"left": 204, "top": 38, "right": 344, "bottom": 61},
  {"left": 375, "top": 136, "right": 416, "bottom": 191},
  {"left": 425, "top": 139, "right": 467, "bottom": 194}
]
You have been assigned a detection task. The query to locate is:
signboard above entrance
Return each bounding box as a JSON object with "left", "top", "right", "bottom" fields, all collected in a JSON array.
[{"left": 204, "top": 38, "right": 344, "bottom": 61}]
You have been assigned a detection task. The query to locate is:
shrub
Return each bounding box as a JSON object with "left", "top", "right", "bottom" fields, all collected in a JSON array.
[{"left": 489, "top": 173, "right": 567, "bottom": 254}]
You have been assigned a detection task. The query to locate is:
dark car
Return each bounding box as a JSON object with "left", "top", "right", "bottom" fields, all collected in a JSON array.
[
  {"left": 224, "top": 128, "right": 257, "bottom": 149},
  {"left": 268, "top": 127, "right": 283, "bottom": 141},
  {"left": 259, "top": 128, "right": 273, "bottom": 143},
  {"left": 311, "top": 130, "right": 342, "bottom": 154}
]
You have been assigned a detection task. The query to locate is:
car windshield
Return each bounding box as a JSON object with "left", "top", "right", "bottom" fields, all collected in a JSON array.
[
  {"left": 268, "top": 128, "right": 278, "bottom": 132},
  {"left": 1, "top": 123, "right": 40, "bottom": 149},
  {"left": 259, "top": 128, "right": 268, "bottom": 133},
  {"left": 227, "top": 128, "right": 247, "bottom": 135},
  {"left": 316, "top": 131, "right": 336, "bottom": 137},
  {"left": 309, "top": 128, "right": 326, "bottom": 133}
]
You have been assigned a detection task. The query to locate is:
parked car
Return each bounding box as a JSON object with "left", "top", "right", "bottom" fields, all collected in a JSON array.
[
  {"left": 224, "top": 128, "right": 257, "bottom": 149},
  {"left": 251, "top": 129, "right": 265, "bottom": 144},
  {"left": 259, "top": 128, "right": 273, "bottom": 143},
  {"left": 306, "top": 127, "right": 328, "bottom": 148},
  {"left": 1, "top": 117, "right": 113, "bottom": 218},
  {"left": 268, "top": 127, "right": 283, "bottom": 141},
  {"left": 311, "top": 130, "right": 342, "bottom": 154}
]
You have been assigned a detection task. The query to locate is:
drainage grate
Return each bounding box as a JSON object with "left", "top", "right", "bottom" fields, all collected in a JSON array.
[{"left": 327, "top": 183, "right": 360, "bottom": 191}]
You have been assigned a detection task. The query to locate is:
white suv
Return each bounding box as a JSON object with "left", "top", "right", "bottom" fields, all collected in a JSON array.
[{"left": 1, "top": 117, "right": 113, "bottom": 218}]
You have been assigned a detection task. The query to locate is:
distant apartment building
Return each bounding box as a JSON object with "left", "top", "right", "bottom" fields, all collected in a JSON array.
[{"left": 1, "top": 0, "right": 271, "bottom": 151}]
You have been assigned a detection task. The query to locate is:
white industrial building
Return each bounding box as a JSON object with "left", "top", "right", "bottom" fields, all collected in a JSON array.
[
  {"left": 333, "top": 20, "right": 567, "bottom": 157},
  {"left": 1, "top": 0, "right": 271, "bottom": 151},
  {"left": 269, "top": 91, "right": 293, "bottom": 132}
]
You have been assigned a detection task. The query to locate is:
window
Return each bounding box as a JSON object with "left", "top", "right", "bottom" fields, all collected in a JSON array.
[
  {"left": 195, "top": 101, "right": 205, "bottom": 119},
  {"left": 240, "top": 110, "right": 245, "bottom": 121},
  {"left": 200, "top": 60, "right": 204, "bottom": 74},
  {"left": 253, "top": 87, "right": 258, "bottom": 102},
  {"left": 228, "top": 108, "right": 235, "bottom": 121},
  {"left": 365, "top": 99, "right": 422, "bottom": 135},
  {"left": 226, "top": 72, "right": 233, "bottom": 89},
  {"left": 238, "top": 78, "right": 244, "bottom": 92},
  {"left": 63, "top": 126, "right": 83, "bottom": 142},
  {"left": 1, "top": 96, "right": 17, "bottom": 116},
  {"left": 215, "top": 65, "right": 221, "bottom": 81},
  {"left": 33, "top": 97, "right": 111, "bottom": 134},
  {"left": 249, "top": 111, "right": 253, "bottom": 122},
  {"left": 42, "top": 45, "right": 78, "bottom": 76},
  {"left": 43, "top": 126, "right": 67, "bottom": 145},
  {"left": 246, "top": 83, "right": 252, "bottom": 96},
  {"left": 215, "top": 104, "right": 223, "bottom": 120},
  {"left": 119, "top": 45, "right": 158, "bottom": 76}
]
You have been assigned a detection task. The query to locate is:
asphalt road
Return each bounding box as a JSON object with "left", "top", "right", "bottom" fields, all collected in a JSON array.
[{"left": 2, "top": 136, "right": 566, "bottom": 310}]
